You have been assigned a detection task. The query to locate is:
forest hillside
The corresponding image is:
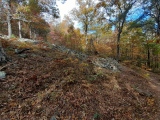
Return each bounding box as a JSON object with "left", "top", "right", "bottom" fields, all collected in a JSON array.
[
  {"left": 0, "top": 0, "right": 160, "bottom": 119},
  {"left": 0, "top": 38, "right": 160, "bottom": 120}
]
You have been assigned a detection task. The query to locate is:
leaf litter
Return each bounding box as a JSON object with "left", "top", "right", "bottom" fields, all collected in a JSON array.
[{"left": 0, "top": 39, "right": 160, "bottom": 120}]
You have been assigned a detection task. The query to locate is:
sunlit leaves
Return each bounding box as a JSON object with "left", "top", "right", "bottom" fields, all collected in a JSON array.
[{"left": 70, "top": 0, "right": 98, "bottom": 35}]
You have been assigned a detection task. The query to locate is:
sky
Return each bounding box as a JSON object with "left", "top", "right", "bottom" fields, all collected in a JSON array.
[
  {"left": 57, "top": 0, "right": 76, "bottom": 21},
  {"left": 56, "top": 0, "right": 144, "bottom": 30}
]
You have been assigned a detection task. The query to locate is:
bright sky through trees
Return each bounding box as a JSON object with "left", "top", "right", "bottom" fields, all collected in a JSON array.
[{"left": 57, "top": 0, "right": 76, "bottom": 20}]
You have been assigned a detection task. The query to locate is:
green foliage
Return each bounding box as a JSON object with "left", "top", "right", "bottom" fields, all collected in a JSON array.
[
  {"left": 70, "top": 0, "right": 101, "bottom": 35},
  {"left": 87, "top": 75, "right": 97, "bottom": 82},
  {"left": 93, "top": 112, "right": 100, "bottom": 119},
  {"left": 28, "top": 0, "right": 41, "bottom": 14},
  {"left": 11, "top": 34, "right": 16, "bottom": 38},
  {"left": 0, "top": 0, "right": 60, "bottom": 40}
]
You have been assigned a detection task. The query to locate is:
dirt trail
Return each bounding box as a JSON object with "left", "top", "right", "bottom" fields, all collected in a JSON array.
[
  {"left": 147, "top": 73, "right": 160, "bottom": 119},
  {"left": 120, "top": 65, "right": 160, "bottom": 119}
]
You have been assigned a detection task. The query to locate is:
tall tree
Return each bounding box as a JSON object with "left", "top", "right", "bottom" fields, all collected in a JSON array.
[
  {"left": 146, "top": 0, "right": 160, "bottom": 37},
  {"left": 97, "top": 0, "right": 137, "bottom": 61},
  {"left": 0, "top": 0, "right": 64, "bottom": 39},
  {"left": 4, "top": 0, "right": 12, "bottom": 38},
  {"left": 70, "top": 0, "right": 99, "bottom": 44},
  {"left": 144, "top": 0, "right": 160, "bottom": 69}
]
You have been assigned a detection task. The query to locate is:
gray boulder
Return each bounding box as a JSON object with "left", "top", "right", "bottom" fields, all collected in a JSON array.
[{"left": 0, "top": 71, "right": 6, "bottom": 79}]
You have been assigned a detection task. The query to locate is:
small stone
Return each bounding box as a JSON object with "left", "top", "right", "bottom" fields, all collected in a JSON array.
[
  {"left": 18, "top": 54, "right": 27, "bottom": 58},
  {"left": 0, "top": 71, "right": 6, "bottom": 79},
  {"left": 50, "top": 116, "right": 57, "bottom": 120}
]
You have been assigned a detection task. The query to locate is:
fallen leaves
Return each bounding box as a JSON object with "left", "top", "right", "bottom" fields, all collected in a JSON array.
[{"left": 0, "top": 40, "right": 160, "bottom": 120}]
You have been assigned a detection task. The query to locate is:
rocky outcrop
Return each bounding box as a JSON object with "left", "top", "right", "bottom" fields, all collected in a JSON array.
[
  {"left": 0, "top": 34, "right": 39, "bottom": 44},
  {"left": 52, "top": 44, "right": 120, "bottom": 72},
  {"left": 18, "top": 38, "right": 39, "bottom": 44},
  {"left": 52, "top": 44, "right": 88, "bottom": 60},
  {"left": 0, "top": 34, "right": 9, "bottom": 40},
  {"left": 91, "top": 57, "right": 119, "bottom": 71},
  {"left": 0, "top": 35, "right": 120, "bottom": 71}
]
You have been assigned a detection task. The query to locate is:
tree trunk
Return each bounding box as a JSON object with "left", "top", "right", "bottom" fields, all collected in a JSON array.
[
  {"left": 18, "top": 20, "right": 22, "bottom": 38},
  {"left": 147, "top": 46, "right": 150, "bottom": 67},
  {"left": 6, "top": 1, "right": 12, "bottom": 38},
  {"left": 156, "top": 12, "right": 160, "bottom": 37},
  {"left": 85, "top": 24, "right": 88, "bottom": 45},
  {"left": 116, "top": 32, "right": 121, "bottom": 61},
  {"left": 29, "top": 23, "right": 32, "bottom": 39},
  {"left": 0, "top": 42, "right": 7, "bottom": 63},
  {"left": 87, "top": 38, "right": 98, "bottom": 55},
  {"left": 7, "top": 14, "right": 12, "bottom": 38},
  {"left": 116, "top": 19, "right": 125, "bottom": 61},
  {"left": 34, "top": 31, "right": 37, "bottom": 40}
]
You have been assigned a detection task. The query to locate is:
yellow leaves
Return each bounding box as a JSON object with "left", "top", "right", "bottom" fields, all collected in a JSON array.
[
  {"left": 143, "top": 73, "right": 150, "bottom": 79},
  {"left": 96, "top": 1, "right": 106, "bottom": 8},
  {"left": 70, "top": 0, "right": 97, "bottom": 30},
  {"left": 80, "top": 62, "right": 89, "bottom": 67},
  {"left": 79, "top": 62, "right": 89, "bottom": 72},
  {"left": 17, "top": 42, "right": 32, "bottom": 49},
  {"left": 81, "top": 6, "right": 94, "bottom": 15},
  {"left": 64, "top": 75, "right": 75, "bottom": 84},
  {"left": 94, "top": 43, "right": 112, "bottom": 57},
  {"left": 16, "top": 5, "right": 30, "bottom": 13},
  {"left": 147, "top": 98, "right": 155, "bottom": 106}
]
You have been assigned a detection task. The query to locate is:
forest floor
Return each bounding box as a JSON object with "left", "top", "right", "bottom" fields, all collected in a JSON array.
[{"left": 0, "top": 38, "right": 160, "bottom": 120}]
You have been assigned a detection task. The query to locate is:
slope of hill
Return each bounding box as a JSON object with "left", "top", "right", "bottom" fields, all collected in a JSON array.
[{"left": 0, "top": 38, "right": 160, "bottom": 120}]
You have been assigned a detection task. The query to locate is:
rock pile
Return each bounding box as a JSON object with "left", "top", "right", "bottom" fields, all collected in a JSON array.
[
  {"left": 18, "top": 38, "right": 39, "bottom": 44},
  {"left": 52, "top": 44, "right": 120, "bottom": 72},
  {"left": 91, "top": 57, "right": 119, "bottom": 71},
  {"left": 0, "top": 34, "right": 9, "bottom": 40}
]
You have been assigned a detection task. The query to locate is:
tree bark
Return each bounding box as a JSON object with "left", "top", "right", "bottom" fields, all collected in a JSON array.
[
  {"left": 0, "top": 43, "right": 7, "bottom": 63},
  {"left": 116, "top": 17, "right": 125, "bottom": 61},
  {"left": 7, "top": 14, "right": 12, "bottom": 38},
  {"left": 87, "top": 38, "right": 98, "bottom": 55},
  {"left": 29, "top": 23, "right": 32, "bottom": 39},
  {"left": 85, "top": 23, "right": 88, "bottom": 45},
  {"left": 147, "top": 46, "right": 150, "bottom": 67},
  {"left": 18, "top": 20, "right": 22, "bottom": 38},
  {"left": 116, "top": 32, "right": 121, "bottom": 61},
  {"left": 6, "top": 1, "right": 12, "bottom": 38}
]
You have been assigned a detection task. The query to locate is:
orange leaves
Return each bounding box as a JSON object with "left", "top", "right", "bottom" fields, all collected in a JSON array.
[
  {"left": 0, "top": 39, "right": 10, "bottom": 48},
  {"left": 94, "top": 43, "right": 112, "bottom": 57},
  {"left": 9, "top": 101, "right": 18, "bottom": 108},
  {"left": 81, "top": 82, "right": 92, "bottom": 89},
  {"left": 147, "top": 98, "right": 155, "bottom": 106}
]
